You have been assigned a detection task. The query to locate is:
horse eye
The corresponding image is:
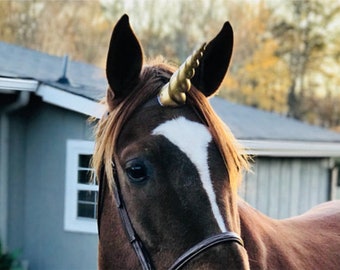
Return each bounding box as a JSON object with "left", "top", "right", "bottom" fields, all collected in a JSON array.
[{"left": 125, "top": 160, "right": 149, "bottom": 184}]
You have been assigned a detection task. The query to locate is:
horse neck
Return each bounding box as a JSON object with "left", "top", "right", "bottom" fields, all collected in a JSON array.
[
  {"left": 237, "top": 198, "right": 284, "bottom": 268},
  {"left": 238, "top": 198, "right": 278, "bottom": 235},
  {"left": 237, "top": 199, "right": 310, "bottom": 269}
]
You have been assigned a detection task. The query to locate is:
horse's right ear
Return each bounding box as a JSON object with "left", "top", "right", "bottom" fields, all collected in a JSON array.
[{"left": 106, "top": 14, "right": 143, "bottom": 110}]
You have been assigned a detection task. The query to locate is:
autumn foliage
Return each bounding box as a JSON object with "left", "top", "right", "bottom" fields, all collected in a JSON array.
[{"left": 1, "top": 0, "right": 340, "bottom": 129}]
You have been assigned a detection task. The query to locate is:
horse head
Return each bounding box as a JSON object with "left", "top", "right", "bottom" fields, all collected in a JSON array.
[{"left": 94, "top": 14, "right": 249, "bottom": 269}]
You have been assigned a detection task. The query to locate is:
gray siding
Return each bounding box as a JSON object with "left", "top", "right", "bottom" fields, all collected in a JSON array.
[
  {"left": 7, "top": 114, "right": 26, "bottom": 251},
  {"left": 8, "top": 103, "right": 98, "bottom": 270},
  {"left": 239, "top": 157, "right": 330, "bottom": 219}
]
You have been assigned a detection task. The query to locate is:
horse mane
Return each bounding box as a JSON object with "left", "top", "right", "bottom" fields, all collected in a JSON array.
[{"left": 92, "top": 58, "right": 248, "bottom": 194}]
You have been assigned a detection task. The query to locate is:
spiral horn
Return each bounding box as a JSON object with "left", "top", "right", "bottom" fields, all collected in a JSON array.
[{"left": 158, "top": 43, "right": 206, "bottom": 107}]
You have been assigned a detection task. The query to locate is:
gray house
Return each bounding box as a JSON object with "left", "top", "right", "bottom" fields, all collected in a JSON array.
[
  {"left": 211, "top": 98, "right": 340, "bottom": 218},
  {"left": 1, "top": 42, "right": 340, "bottom": 269},
  {"left": 0, "top": 42, "right": 103, "bottom": 269}
]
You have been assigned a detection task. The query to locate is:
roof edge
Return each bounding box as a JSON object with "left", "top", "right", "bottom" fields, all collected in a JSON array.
[
  {"left": 240, "top": 139, "right": 340, "bottom": 157},
  {"left": 36, "top": 84, "right": 105, "bottom": 119},
  {"left": 0, "top": 77, "right": 39, "bottom": 92}
]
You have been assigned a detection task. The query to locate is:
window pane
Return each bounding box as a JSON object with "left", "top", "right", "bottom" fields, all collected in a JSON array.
[
  {"left": 78, "top": 203, "right": 95, "bottom": 218},
  {"left": 77, "top": 191, "right": 98, "bottom": 219},
  {"left": 79, "top": 154, "right": 92, "bottom": 168},
  {"left": 78, "top": 170, "right": 92, "bottom": 184},
  {"left": 78, "top": 190, "right": 96, "bottom": 203}
]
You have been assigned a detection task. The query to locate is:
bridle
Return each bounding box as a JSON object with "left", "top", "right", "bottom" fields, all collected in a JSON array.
[{"left": 98, "top": 161, "right": 244, "bottom": 270}]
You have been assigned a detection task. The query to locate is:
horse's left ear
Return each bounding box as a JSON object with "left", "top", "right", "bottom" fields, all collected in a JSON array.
[
  {"left": 191, "top": 21, "right": 233, "bottom": 97},
  {"left": 106, "top": 14, "right": 143, "bottom": 110}
]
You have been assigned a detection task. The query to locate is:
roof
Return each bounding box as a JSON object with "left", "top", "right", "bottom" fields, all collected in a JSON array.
[
  {"left": 2, "top": 41, "right": 340, "bottom": 156},
  {"left": 0, "top": 41, "right": 106, "bottom": 101},
  {"left": 210, "top": 97, "right": 340, "bottom": 142},
  {"left": 210, "top": 97, "right": 340, "bottom": 156}
]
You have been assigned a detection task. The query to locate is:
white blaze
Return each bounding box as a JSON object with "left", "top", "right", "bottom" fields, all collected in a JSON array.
[{"left": 152, "top": 116, "right": 227, "bottom": 232}]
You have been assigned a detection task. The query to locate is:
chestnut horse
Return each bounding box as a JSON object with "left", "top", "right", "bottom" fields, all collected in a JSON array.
[{"left": 93, "top": 14, "right": 340, "bottom": 269}]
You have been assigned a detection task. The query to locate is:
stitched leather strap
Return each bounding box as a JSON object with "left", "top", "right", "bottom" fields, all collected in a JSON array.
[
  {"left": 112, "top": 165, "right": 154, "bottom": 270},
  {"left": 168, "top": 232, "right": 244, "bottom": 270}
]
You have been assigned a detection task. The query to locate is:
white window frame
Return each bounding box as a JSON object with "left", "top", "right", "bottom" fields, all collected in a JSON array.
[
  {"left": 332, "top": 164, "right": 340, "bottom": 200},
  {"left": 64, "top": 139, "right": 98, "bottom": 234}
]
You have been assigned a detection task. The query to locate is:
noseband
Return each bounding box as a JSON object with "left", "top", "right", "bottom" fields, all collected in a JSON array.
[
  {"left": 98, "top": 161, "right": 244, "bottom": 270},
  {"left": 169, "top": 232, "right": 243, "bottom": 270}
]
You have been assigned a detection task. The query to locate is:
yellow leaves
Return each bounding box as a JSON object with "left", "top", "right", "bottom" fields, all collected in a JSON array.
[
  {"left": 2, "top": 0, "right": 338, "bottom": 127},
  {"left": 245, "top": 40, "right": 279, "bottom": 72},
  {"left": 221, "top": 38, "right": 290, "bottom": 114},
  {"left": 223, "top": 75, "right": 239, "bottom": 91},
  {"left": 0, "top": 1, "right": 112, "bottom": 67}
]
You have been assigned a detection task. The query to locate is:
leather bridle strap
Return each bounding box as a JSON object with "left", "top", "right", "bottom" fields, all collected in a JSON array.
[
  {"left": 111, "top": 164, "right": 154, "bottom": 270},
  {"left": 98, "top": 165, "right": 153, "bottom": 270},
  {"left": 168, "top": 232, "right": 244, "bottom": 270}
]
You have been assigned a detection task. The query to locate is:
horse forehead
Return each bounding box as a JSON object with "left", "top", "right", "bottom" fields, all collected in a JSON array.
[
  {"left": 152, "top": 116, "right": 228, "bottom": 232},
  {"left": 152, "top": 116, "right": 212, "bottom": 157}
]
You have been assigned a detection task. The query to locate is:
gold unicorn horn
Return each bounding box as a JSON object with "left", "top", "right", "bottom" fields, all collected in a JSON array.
[{"left": 158, "top": 43, "right": 206, "bottom": 107}]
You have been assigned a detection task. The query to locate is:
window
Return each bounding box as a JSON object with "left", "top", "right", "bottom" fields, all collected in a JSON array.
[
  {"left": 336, "top": 174, "right": 340, "bottom": 199},
  {"left": 330, "top": 159, "right": 340, "bottom": 200},
  {"left": 335, "top": 165, "right": 340, "bottom": 200},
  {"left": 64, "top": 140, "right": 98, "bottom": 234}
]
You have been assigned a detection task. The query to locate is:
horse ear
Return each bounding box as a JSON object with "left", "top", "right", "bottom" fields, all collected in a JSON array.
[
  {"left": 106, "top": 14, "right": 143, "bottom": 109},
  {"left": 191, "top": 21, "right": 233, "bottom": 97}
]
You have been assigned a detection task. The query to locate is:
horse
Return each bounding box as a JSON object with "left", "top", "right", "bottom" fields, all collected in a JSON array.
[{"left": 92, "top": 14, "right": 340, "bottom": 269}]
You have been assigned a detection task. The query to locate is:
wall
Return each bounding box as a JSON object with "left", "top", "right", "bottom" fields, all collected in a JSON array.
[
  {"left": 239, "top": 157, "right": 330, "bottom": 219},
  {"left": 8, "top": 102, "right": 98, "bottom": 270},
  {"left": 7, "top": 114, "right": 26, "bottom": 251}
]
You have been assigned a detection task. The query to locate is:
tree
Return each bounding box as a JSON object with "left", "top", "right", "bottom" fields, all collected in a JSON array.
[
  {"left": 0, "top": 1, "right": 38, "bottom": 46},
  {"left": 2, "top": 0, "right": 340, "bottom": 129},
  {"left": 220, "top": 0, "right": 290, "bottom": 114},
  {"left": 0, "top": 0, "right": 111, "bottom": 67},
  {"left": 102, "top": 0, "right": 232, "bottom": 62},
  {"left": 271, "top": 0, "right": 340, "bottom": 122},
  {"left": 102, "top": 0, "right": 292, "bottom": 114}
]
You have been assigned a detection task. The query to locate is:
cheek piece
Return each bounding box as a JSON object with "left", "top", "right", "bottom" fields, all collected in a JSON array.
[{"left": 97, "top": 157, "right": 243, "bottom": 270}]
